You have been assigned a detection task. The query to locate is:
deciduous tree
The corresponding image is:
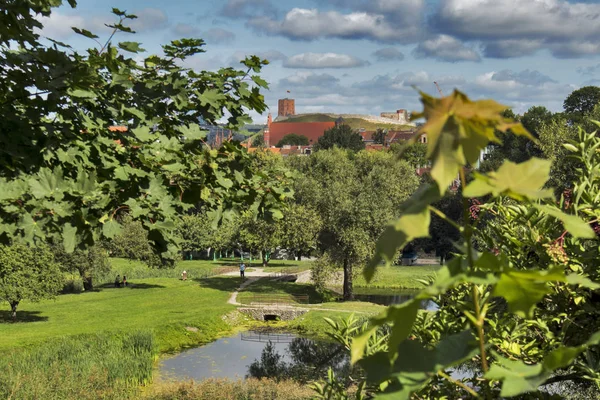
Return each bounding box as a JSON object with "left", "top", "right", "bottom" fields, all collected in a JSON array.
[
  {"left": 313, "top": 125, "right": 365, "bottom": 152},
  {"left": 0, "top": 243, "right": 63, "bottom": 320},
  {"left": 276, "top": 134, "right": 310, "bottom": 147}
]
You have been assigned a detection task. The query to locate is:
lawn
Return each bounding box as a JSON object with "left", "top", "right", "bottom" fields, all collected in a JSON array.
[
  {"left": 0, "top": 274, "right": 242, "bottom": 352},
  {"left": 352, "top": 265, "right": 441, "bottom": 289},
  {"left": 237, "top": 279, "right": 323, "bottom": 305}
]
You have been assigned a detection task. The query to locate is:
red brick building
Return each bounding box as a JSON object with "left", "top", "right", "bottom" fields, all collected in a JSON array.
[
  {"left": 268, "top": 121, "right": 336, "bottom": 146},
  {"left": 278, "top": 98, "right": 295, "bottom": 117}
]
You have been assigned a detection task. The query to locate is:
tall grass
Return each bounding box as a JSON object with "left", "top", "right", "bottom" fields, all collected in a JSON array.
[
  {"left": 0, "top": 331, "right": 155, "bottom": 400},
  {"left": 144, "top": 379, "right": 315, "bottom": 400}
]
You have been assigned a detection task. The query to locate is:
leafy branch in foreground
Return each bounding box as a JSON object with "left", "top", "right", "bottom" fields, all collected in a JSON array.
[
  {"left": 315, "top": 91, "right": 600, "bottom": 399},
  {"left": 0, "top": 2, "right": 291, "bottom": 261}
]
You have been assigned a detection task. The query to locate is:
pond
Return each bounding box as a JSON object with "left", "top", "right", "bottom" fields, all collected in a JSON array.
[
  {"left": 159, "top": 330, "right": 349, "bottom": 383},
  {"left": 353, "top": 288, "right": 439, "bottom": 311}
]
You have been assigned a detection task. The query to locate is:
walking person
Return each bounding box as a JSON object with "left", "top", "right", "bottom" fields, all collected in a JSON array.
[
  {"left": 122, "top": 275, "right": 127, "bottom": 287},
  {"left": 239, "top": 262, "right": 246, "bottom": 279}
]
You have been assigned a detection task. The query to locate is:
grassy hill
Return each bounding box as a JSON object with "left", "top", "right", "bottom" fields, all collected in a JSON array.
[{"left": 277, "top": 114, "right": 414, "bottom": 131}]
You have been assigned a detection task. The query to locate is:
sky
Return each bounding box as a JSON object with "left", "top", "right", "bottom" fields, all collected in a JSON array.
[{"left": 38, "top": 0, "right": 600, "bottom": 123}]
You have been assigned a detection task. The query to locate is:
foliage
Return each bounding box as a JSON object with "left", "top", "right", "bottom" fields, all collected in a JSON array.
[
  {"left": 0, "top": 331, "right": 154, "bottom": 400},
  {"left": 389, "top": 142, "right": 428, "bottom": 168},
  {"left": 521, "top": 105, "right": 554, "bottom": 138},
  {"left": 0, "top": 2, "right": 288, "bottom": 263},
  {"left": 52, "top": 244, "right": 111, "bottom": 291},
  {"left": 176, "top": 213, "right": 211, "bottom": 256},
  {"left": 276, "top": 133, "right": 310, "bottom": 147},
  {"left": 563, "top": 86, "right": 600, "bottom": 122},
  {"left": 107, "top": 215, "right": 160, "bottom": 266},
  {"left": 290, "top": 149, "right": 419, "bottom": 299},
  {"left": 237, "top": 210, "right": 280, "bottom": 265},
  {"left": 372, "top": 129, "right": 386, "bottom": 145},
  {"left": 537, "top": 117, "right": 580, "bottom": 193},
  {"left": 253, "top": 134, "right": 266, "bottom": 147},
  {"left": 313, "top": 124, "right": 365, "bottom": 152},
  {"left": 315, "top": 90, "right": 600, "bottom": 399},
  {"left": 0, "top": 242, "right": 63, "bottom": 319},
  {"left": 279, "top": 203, "right": 322, "bottom": 259}
]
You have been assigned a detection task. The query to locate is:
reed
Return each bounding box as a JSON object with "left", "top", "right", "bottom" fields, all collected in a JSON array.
[{"left": 0, "top": 331, "right": 155, "bottom": 400}]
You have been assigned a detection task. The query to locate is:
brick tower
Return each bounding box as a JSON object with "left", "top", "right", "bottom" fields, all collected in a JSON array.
[{"left": 278, "top": 98, "right": 295, "bottom": 117}]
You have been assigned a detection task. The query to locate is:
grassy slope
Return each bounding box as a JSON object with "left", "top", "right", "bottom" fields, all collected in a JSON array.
[
  {"left": 352, "top": 265, "right": 441, "bottom": 289},
  {"left": 279, "top": 114, "right": 414, "bottom": 131},
  {"left": 0, "top": 260, "right": 244, "bottom": 351}
]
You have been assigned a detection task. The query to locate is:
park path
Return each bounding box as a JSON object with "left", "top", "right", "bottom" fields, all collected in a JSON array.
[{"left": 225, "top": 268, "right": 273, "bottom": 306}]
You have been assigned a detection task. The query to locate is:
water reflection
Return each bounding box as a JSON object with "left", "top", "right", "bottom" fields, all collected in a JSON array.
[
  {"left": 159, "top": 331, "right": 350, "bottom": 383},
  {"left": 354, "top": 290, "right": 438, "bottom": 311}
]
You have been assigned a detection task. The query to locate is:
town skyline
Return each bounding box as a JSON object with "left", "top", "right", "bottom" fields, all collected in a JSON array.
[{"left": 39, "top": 0, "right": 600, "bottom": 123}]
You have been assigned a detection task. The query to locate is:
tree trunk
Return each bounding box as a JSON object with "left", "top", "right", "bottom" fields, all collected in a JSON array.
[
  {"left": 83, "top": 276, "right": 94, "bottom": 291},
  {"left": 10, "top": 301, "right": 18, "bottom": 321},
  {"left": 343, "top": 258, "right": 354, "bottom": 301}
]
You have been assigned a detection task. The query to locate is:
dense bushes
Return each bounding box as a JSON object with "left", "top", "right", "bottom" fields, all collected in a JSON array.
[
  {"left": 0, "top": 331, "right": 155, "bottom": 400},
  {"left": 107, "top": 216, "right": 162, "bottom": 267}
]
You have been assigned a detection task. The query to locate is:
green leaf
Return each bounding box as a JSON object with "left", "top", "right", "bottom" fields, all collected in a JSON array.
[
  {"left": 485, "top": 358, "right": 544, "bottom": 397},
  {"left": 68, "top": 89, "right": 97, "bottom": 99},
  {"left": 102, "top": 220, "right": 122, "bottom": 239},
  {"left": 178, "top": 124, "right": 207, "bottom": 140},
  {"left": 366, "top": 209, "right": 430, "bottom": 281},
  {"left": 566, "top": 273, "right": 600, "bottom": 289},
  {"left": 62, "top": 223, "right": 77, "bottom": 253},
  {"left": 493, "top": 267, "right": 565, "bottom": 318},
  {"left": 118, "top": 41, "right": 146, "bottom": 53},
  {"left": 351, "top": 300, "right": 420, "bottom": 364},
  {"left": 534, "top": 204, "right": 595, "bottom": 239},
  {"left": 464, "top": 158, "right": 553, "bottom": 200},
  {"left": 71, "top": 27, "right": 99, "bottom": 39}
]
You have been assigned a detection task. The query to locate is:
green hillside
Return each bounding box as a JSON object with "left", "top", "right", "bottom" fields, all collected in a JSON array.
[{"left": 278, "top": 114, "right": 414, "bottom": 131}]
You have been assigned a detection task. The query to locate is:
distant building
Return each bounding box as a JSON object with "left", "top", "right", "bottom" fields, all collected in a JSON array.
[
  {"left": 380, "top": 109, "right": 410, "bottom": 125},
  {"left": 278, "top": 98, "right": 295, "bottom": 117},
  {"left": 269, "top": 121, "right": 336, "bottom": 146}
]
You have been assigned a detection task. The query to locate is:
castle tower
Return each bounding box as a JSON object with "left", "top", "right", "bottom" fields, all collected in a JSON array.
[
  {"left": 264, "top": 128, "right": 270, "bottom": 148},
  {"left": 278, "top": 98, "right": 295, "bottom": 117},
  {"left": 267, "top": 113, "right": 272, "bottom": 129}
]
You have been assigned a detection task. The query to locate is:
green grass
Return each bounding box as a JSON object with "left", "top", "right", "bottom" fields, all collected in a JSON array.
[
  {"left": 0, "top": 274, "right": 241, "bottom": 352},
  {"left": 279, "top": 114, "right": 414, "bottom": 131},
  {"left": 0, "top": 331, "right": 154, "bottom": 400},
  {"left": 237, "top": 279, "right": 322, "bottom": 305},
  {"left": 352, "top": 265, "right": 441, "bottom": 289}
]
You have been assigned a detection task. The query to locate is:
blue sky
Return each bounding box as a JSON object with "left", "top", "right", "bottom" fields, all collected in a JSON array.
[{"left": 40, "top": 0, "right": 600, "bottom": 123}]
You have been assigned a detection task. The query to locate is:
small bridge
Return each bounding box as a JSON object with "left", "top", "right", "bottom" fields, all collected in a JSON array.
[{"left": 238, "top": 294, "right": 309, "bottom": 321}]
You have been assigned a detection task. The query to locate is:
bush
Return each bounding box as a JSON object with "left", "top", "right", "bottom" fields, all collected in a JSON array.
[{"left": 62, "top": 277, "right": 84, "bottom": 294}]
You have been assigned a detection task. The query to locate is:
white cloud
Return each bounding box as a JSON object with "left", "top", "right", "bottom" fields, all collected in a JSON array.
[
  {"left": 412, "top": 35, "right": 481, "bottom": 62},
  {"left": 283, "top": 52, "right": 369, "bottom": 68},
  {"left": 432, "top": 0, "right": 600, "bottom": 57},
  {"left": 36, "top": 12, "right": 110, "bottom": 40},
  {"left": 248, "top": 7, "right": 421, "bottom": 43}
]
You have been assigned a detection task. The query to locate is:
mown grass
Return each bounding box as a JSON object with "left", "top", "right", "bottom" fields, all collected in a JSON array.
[
  {"left": 0, "top": 274, "right": 239, "bottom": 352},
  {"left": 352, "top": 265, "right": 440, "bottom": 289},
  {"left": 0, "top": 331, "right": 154, "bottom": 400},
  {"left": 237, "top": 279, "right": 323, "bottom": 305}
]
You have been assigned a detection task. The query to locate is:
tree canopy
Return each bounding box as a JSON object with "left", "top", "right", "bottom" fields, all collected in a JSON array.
[
  {"left": 563, "top": 86, "right": 600, "bottom": 118},
  {"left": 290, "top": 148, "right": 419, "bottom": 299},
  {"left": 0, "top": 243, "right": 63, "bottom": 319},
  {"left": 0, "top": 2, "right": 289, "bottom": 262},
  {"left": 276, "top": 134, "right": 310, "bottom": 147},
  {"left": 313, "top": 125, "right": 365, "bottom": 152}
]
